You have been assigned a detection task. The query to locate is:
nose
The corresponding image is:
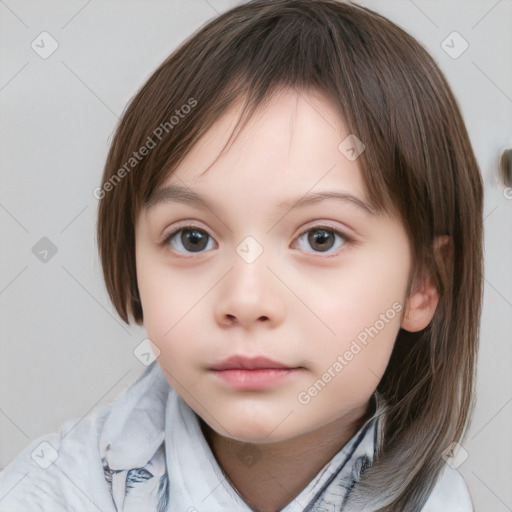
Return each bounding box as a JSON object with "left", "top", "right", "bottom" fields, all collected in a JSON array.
[{"left": 214, "top": 255, "right": 286, "bottom": 330}]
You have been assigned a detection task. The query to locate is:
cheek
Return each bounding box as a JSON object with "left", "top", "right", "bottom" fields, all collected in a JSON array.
[
  {"left": 135, "top": 244, "right": 187, "bottom": 342},
  {"left": 136, "top": 264, "right": 174, "bottom": 336},
  {"left": 137, "top": 272, "right": 197, "bottom": 385},
  {"left": 298, "top": 255, "right": 408, "bottom": 336},
  {"left": 330, "top": 235, "right": 410, "bottom": 328},
  {"left": 302, "top": 241, "right": 410, "bottom": 387},
  {"left": 135, "top": 247, "right": 217, "bottom": 378}
]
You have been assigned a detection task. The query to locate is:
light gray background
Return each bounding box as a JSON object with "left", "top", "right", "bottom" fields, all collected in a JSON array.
[{"left": 1, "top": 1, "right": 511, "bottom": 511}]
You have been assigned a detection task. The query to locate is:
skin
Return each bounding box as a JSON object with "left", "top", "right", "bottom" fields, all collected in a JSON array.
[{"left": 135, "top": 89, "right": 439, "bottom": 512}]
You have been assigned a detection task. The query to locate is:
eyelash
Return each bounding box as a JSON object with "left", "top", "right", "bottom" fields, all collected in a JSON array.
[{"left": 161, "top": 223, "right": 354, "bottom": 257}]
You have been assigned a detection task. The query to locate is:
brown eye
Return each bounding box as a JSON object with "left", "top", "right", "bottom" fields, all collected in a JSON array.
[
  {"left": 167, "top": 228, "right": 214, "bottom": 253},
  {"left": 295, "top": 227, "right": 347, "bottom": 253},
  {"left": 308, "top": 229, "right": 335, "bottom": 252}
]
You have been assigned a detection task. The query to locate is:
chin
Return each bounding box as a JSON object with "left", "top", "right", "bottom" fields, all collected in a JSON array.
[{"left": 204, "top": 413, "right": 295, "bottom": 444}]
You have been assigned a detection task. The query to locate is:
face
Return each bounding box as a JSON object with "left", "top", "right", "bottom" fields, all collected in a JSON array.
[{"left": 135, "top": 89, "right": 413, "bottom": 443}]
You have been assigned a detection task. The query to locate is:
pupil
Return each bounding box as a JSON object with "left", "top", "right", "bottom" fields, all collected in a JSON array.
[
  {"left": 182, "top": 229, "right": 207, "bottom": 252},
  {"left": 308, "top": 229, "right": 334, "bottom": 252}
]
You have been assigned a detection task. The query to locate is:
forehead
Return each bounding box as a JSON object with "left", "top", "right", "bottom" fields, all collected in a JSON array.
[{"left": 153, "top": 89, "right": 369, "bottom": 206}]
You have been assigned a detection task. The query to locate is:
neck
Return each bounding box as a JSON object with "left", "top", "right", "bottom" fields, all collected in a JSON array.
[{"left": 200, "top": 404, "right": 370, "bottom": 512}]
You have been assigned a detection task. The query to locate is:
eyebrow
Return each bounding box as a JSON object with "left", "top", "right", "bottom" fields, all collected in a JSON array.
[{"left": 145, "top": 183, "right": 377, "bottom": 216}]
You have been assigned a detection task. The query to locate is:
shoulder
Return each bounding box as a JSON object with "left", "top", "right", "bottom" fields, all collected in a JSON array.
[
  {"left": 0, "top": 362, "right": 170, "bottom": 512},
  {"left": 0, "top": 403, "right": 113, "bottom": 512},
  {"left": 421, "top": 465, "right": 473, "bottom": 512}
]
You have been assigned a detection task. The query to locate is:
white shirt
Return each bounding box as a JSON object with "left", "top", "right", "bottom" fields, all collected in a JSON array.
[{"left": 0, "top": 361, "right": 473, "bottom": 511}]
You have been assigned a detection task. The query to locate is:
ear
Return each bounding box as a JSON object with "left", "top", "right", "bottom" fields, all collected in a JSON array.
[{"left": 401, "top": 236, "right": 452, "bottom": 333}]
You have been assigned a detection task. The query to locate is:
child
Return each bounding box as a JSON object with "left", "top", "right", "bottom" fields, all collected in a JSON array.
[{"left": 0, "top": 0, "right": 483, "bottom": 510}]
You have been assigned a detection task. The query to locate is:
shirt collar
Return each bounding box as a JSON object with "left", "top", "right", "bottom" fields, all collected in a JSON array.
[
  {"left": 163, "top": 373, "right": 384, "bottom": 511},
  {"left": 98, "top": 361, "right": 170, "bottom": 470}
]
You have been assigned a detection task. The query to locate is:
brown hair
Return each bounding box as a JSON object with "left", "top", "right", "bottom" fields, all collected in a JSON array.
[{"left": 96, "top": 0, "right": 483, "bottom": 509}]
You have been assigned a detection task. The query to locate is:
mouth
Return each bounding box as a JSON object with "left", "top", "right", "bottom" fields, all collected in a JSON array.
[{"left": 208, "top": 355, "right": 304, "bottom": 390}]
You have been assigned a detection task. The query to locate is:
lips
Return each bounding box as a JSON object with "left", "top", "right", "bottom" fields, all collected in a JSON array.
[
  {"left": 209, "top": 355, "right": 296, "bottom": 371},
  {"left": 209, "top": 355, "right": 303, "bottom": 390}
]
